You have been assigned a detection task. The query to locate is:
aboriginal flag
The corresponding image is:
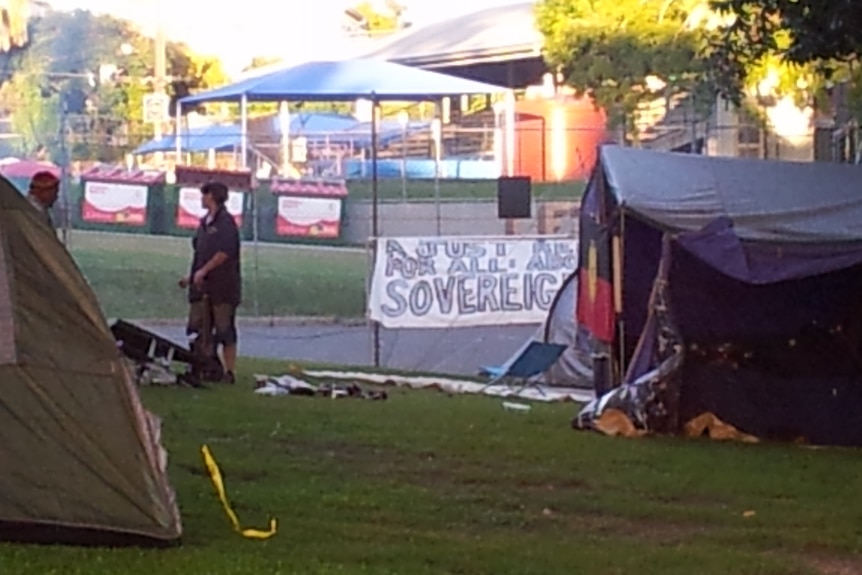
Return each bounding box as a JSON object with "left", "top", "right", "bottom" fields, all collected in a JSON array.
[{"left": 576, "top": 193, "right": 615, "bottom": 343}]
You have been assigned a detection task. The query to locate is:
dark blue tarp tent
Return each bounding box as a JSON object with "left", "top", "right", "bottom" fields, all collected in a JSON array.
[{"left": 574, "top": 146, "right": 862, "bottom": 446}]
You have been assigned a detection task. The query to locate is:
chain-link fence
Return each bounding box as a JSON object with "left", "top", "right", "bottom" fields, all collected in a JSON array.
[
  {"left": 10, "top": 112, "right": 832, "bottom": 374},
  {"left": 50, "top": 118, "right": 821, "bottom": 310},
  {"left": 54, "top": 178, "right": 580, "bottom": 314}
]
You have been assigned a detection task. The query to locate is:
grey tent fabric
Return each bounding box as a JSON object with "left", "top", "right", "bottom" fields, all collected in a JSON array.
[
  {"left": 492, "top": 271, "right": 592, "bottom": 388},
  {"left": 0, "top": 228, "right": 13, "bottom": 365},
  {"left": 601, "top": 146, "right": 862, "bottom": 243},
  {"left": 542, "top": 274, "right": 592, "bottom": 386},
  {"left": 0, "top": 176, "right": 182, "bottom": 545}
]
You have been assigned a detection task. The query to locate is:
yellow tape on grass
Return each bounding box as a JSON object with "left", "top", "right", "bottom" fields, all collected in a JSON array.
[{"left": 201, "top": 444, "right": 278, "bottom": 539}]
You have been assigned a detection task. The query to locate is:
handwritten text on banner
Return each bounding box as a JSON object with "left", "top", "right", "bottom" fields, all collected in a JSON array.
[{"left": 368, "top": 236, "right": 577, "bottom": 328}]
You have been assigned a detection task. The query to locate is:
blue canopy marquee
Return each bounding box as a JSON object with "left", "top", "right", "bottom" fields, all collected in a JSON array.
[
  {"left": 175, "top": 58, "right": 511, "bottom": 239},
  {"left": 178, "top": 58, "right": 508, "bottom": 104}
]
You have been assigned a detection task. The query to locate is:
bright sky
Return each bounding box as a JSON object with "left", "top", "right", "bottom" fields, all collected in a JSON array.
[{"left": 44, "top": 0, "right": 527, "bottom": 77}]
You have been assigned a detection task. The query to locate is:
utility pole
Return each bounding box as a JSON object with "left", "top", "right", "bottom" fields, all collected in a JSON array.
[
  {"left": 58, "top": 93, "right": 70, "bottom": 247},
  {"left": 153, "top": 1, "right": 167, "bottom": 165}
]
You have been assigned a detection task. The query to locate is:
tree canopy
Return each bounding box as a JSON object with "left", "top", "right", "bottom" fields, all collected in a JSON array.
[
  {"left": 0, "top": 0, "right": 29, "bottom": 53},
  {"left": 708, "top": 0, "right": 862, "bottom": 101},
  {"left": 535, "top": 0, "right": 717, "bottom": 134},
  {"left": 705, "top": 0, "right": 862, "bottom": 114},
  {"left": 710, "top": 0, "right": 862, "bottom": 67},
  {"left": 0, "top": 8, "right": 228, "bottom": 161},
  {"left": 346, "top": 1, "right": 407, "bottom": 33}
]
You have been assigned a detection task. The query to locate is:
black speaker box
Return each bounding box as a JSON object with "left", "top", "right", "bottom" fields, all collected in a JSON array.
[{"left": 497, "top": 176, "right": 532, "bottom": 219}]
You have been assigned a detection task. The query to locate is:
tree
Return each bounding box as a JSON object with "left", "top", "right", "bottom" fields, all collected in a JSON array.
[
  {"left": 0, "top": 9, "right": 121, "bottom": 159},
  {"left": 535, "top": 0, "right": 717, "bottom": 140},
  {"left": 345, "top": 1, "right": 406, "bottom": 34},
  {"left": 0, "top": 0, "right": 30, "bottom": 53},
  {"left": 166, "top": 40, "right": 229, "bottom": 116},
  {"left": 241, "top": 55, "right": 281, "bottom": 73},
  {"left": 704, "top": 0, "right": 862, "bottom": 116},
  {"left": 1, "top": 8, "right": 229, "bottom": 161},
  {"left": 705, "top": 0, "right": 862, "bottom": 113},
  {"left": 710, "top": 0, "right": 861, "bottom": 68}
]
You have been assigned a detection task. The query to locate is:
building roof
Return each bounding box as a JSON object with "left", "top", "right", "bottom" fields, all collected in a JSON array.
[{"left": 361, "top": 2, "right": 543, "bottom": 69}]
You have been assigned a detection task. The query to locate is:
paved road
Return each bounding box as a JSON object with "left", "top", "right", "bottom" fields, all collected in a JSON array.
[{"left": 141, "top": 321, "right": 539, "bottom": 377}]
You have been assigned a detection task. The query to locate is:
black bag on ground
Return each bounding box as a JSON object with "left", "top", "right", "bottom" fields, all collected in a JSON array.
[{"left": 183, "top": 296, "right": 225, "bottom": 385}]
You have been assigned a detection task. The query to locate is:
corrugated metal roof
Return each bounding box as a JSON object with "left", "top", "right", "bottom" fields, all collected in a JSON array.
[{"left": 361, "top": 2, "right": 542, "bottom": 68}]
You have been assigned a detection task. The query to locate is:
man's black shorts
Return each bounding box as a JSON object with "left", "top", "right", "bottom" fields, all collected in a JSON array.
[{"left": 187, "top": 300, "right": 238, "bottom": 346}]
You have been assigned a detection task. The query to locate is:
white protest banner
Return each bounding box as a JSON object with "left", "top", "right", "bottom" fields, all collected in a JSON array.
[{"left": 368, "top": 235, "right": 577, "bottom": 329}]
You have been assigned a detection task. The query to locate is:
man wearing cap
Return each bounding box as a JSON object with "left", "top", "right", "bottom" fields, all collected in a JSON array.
[
  {"left": 26, "top": 171, "right": 60, "bottom": 228},
  {"left": 179, "top": 181, "right": 241, "bottom": 384}
]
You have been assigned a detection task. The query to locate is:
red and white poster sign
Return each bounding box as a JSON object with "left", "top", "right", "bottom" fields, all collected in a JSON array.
[
  {"left": 82, "top": 181, "right": 148, "bottom": 226},
  {"left": 276, "top": 196, "right": 342, "bottom": 238},
  {"left": 176, "top": 187, "right": 244, "bottom": 229}
]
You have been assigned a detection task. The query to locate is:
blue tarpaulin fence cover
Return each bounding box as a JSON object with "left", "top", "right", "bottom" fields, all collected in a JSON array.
[{"left": 134, "top": 113, "right": 431, "bottom": 155}]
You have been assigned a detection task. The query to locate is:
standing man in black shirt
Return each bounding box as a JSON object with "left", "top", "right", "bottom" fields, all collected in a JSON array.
[{"left": 179, "top": 181, "right": 241, "bottom": 383}]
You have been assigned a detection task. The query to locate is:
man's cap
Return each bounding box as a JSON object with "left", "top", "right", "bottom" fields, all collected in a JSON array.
[{"left": 29, "top": 171, "right": 60, "bottom": 192}]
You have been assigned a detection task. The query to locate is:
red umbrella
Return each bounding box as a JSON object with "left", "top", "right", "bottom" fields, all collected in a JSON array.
[{"left": 0, "top": 158, "right": 61, "bottom": 179}]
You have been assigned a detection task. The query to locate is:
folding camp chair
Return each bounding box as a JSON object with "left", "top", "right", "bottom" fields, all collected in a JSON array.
[
  {"left": 479, "top": 341, "right": 568, "bottom": 396},
  {"left": 111, "top": 319, "right": 197, "bottom": 386}
]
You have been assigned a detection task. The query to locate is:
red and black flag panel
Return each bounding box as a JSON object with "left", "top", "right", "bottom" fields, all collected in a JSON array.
[{"left": 576, "top": 183, "right": 615, "bottom": 343}]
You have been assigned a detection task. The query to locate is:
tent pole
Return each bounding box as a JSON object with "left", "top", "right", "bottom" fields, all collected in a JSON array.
[
  {"left": 371, "top": 97, "right": 379, "bottom": 238},
  {"left": 615, "top": 210, "right": 626, "bottom": 380},
  {"left": 505, "top": 89, "right": 516, "bottom": 177},
  {"left": 240, "top": 95, "right": 259, "bottom": 317},
  {"left": 240, "top": 96, "right": 248, "bottom": 170},
  {"left": 279, "top": 101, "right": 290, "bottom": 175},
  {"left": 371, "top": 96, "right": 381, "bottom": 367},
  {"left": 252, "top": 176, "right": 260, "bottom": 318},
  {"left": 58, "top": 98, "right": 70, "bottom": 247},
  {"left": 175, "top": 103, "right": 182, "bottom": 164},
  {"left": 433, "top": 99, "right": 442, "bottom": 235}
]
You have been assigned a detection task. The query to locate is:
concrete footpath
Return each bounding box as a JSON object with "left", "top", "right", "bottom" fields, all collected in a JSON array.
[{"left": 140, "top": 319, "right": 539, "bottom": 377}]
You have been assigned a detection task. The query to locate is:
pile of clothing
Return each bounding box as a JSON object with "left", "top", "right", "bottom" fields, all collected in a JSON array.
[{"left": 253, "top": 373, "right": 388, "bottom": 401}]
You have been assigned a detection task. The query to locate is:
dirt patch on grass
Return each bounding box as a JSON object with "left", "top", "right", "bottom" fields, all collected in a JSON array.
[
  {"left": 756, "top": 551, "right": 862, "bottom": 575},
  {"left": 530, "top": 509, "right": 715, "bottom": 544},
  {"left": 454, "top": 474, "right": 588, "bottom": 491},
  {"left": 280, "top": 438, "right": 589, "bottom": 492},
  {"left": 650, "top": 492, "right": 735, "bottom": 508},
  {"left": 805, "top": 557, "right": 862, "bottom": 575}
]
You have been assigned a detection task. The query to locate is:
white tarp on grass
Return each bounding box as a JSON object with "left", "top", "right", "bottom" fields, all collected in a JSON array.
[{"left": 303, "top": 370, "right": 594, "bottom": 403}]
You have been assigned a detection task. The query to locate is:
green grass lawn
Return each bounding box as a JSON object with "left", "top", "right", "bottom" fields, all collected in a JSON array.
[
  {"left": 2, "top": 357, "right": 860, "bottom": 575},
  {"left": 70, "top": 231, "right": 367, "bottom": 320},
  {"left": 346, "top": 179, "right": 585, "bottom": 201}
]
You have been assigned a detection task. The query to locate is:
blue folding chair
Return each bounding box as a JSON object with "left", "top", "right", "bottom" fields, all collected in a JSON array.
[{"left": 480, "top": 341, "right": 568, "bottom": 396}]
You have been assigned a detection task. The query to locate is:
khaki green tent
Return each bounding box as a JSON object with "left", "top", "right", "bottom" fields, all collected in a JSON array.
[{"left": 0, "top": 177, "right": 182, "bottom": 545}]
